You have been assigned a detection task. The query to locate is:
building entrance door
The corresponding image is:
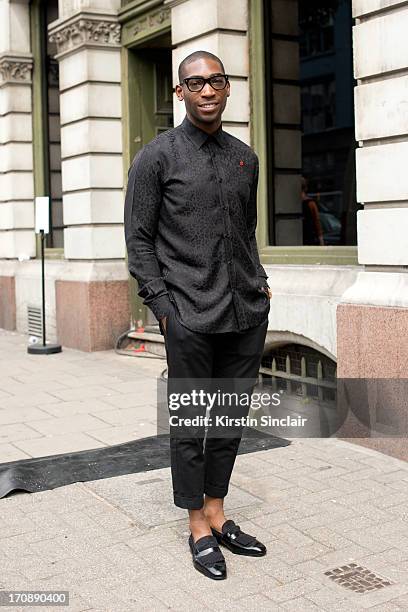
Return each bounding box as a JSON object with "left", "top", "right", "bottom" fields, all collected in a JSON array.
[{"left": 123, "top": 32, "right": 173, "bottom": 329}]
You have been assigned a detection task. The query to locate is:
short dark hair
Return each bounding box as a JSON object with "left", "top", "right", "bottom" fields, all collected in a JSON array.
[{"left": 178, "top": 51, "right": 225, "bottom": 83}]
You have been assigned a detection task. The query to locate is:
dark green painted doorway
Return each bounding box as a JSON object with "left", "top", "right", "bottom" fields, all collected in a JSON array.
[{"left": 123, "top": 32, "right": 173, "bottom": 328}]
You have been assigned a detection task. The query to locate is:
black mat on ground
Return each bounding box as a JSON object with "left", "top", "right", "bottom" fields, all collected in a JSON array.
[{"left": 0, "top": 432, "right": 290, "bottom": 498}]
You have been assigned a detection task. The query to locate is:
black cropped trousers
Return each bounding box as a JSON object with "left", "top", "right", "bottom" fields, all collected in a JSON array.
[{"left": 163, "top": 306, "right": 268, "bottom": 510}]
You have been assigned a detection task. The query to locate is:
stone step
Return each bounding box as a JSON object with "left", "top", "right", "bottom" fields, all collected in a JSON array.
[
  {"left": 128, "top": 330, "right": 165, "bottom": 343},
  {"left": 127, "top": 329, "right": 166, "bottom": 358}
]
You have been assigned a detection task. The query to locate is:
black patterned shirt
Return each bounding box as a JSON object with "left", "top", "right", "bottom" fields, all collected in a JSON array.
[{"left": 124, "top": 115, "right": 270, "bottom": 334}]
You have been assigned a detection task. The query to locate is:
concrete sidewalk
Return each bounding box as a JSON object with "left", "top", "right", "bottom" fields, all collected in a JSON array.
[
  {"left": 1, "top": 329, "right": 408, "bottom": 611},
  {"left": 0, "top": 329, "right": 165, "bottom": 462},
  {"left": 2, "top": 439, "right": 408, "bottom": 611}
]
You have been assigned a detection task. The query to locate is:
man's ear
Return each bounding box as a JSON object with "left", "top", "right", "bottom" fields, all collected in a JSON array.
[{"left": 175, "top": 84, "right": 184, "bottom": 101}]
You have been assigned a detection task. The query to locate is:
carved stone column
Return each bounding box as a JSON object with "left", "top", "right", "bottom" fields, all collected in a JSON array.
[
  {"left": 0, "top": 56, "right": 34, "bottom": 258},
  {"left": 48, "top": 6, "right": 130, "bottom": 350},
  {"left": 336, "top": 0, "right": 408, "bottom": 460},
  {"left": 49, "top": 10, "right": 124, "bottom": 261},
  {"left": 338, "top": 0, "right": 408, "bottom": 380}
]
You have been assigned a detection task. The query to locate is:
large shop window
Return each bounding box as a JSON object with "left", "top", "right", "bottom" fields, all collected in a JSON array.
[{"left": 263, "top": 0, "right": 360, "bottom": 247}]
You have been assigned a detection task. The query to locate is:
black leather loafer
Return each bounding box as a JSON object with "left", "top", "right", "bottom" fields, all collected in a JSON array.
[
  {"left": 188, "top": 534, "right": 227, "bottom": 580},
  {"left": 211, "top": 520, "right": 266, "bottom": 557}
]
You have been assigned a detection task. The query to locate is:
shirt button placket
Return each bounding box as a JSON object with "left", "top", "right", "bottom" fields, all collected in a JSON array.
[
  {"left": 208, "top": 143, "right": 241, "bottom": 328},
  {"left": 217, "top": 155, "right": 239, "bottom": 316}
]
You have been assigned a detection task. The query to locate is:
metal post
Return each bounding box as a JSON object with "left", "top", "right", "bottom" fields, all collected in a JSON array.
[
  {"left": 27, "top": 224, "right": 62, "bottom": 355},
  {"left": 41, "top": 230, "right": 46, "bottom": 346}
]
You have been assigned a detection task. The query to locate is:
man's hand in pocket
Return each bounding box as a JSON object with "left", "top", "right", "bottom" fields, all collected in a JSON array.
[{"left": 262, "top": 286, "right": 272, "bottom": 300}]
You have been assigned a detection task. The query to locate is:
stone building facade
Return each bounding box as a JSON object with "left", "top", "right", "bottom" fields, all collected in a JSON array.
[{"left": 0, "top": 0, "right": 407, "bottom": 389}]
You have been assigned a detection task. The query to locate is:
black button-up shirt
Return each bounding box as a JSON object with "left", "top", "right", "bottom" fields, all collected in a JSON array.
[{"left": 124, "top": 115, "right": 270, "bottom": 334}]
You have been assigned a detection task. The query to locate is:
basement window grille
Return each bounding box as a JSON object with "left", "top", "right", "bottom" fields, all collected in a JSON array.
[{"left": 260, "top": 344, "right": 336, "bottom": 402}]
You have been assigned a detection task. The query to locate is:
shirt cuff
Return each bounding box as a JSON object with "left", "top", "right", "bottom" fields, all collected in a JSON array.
[{"left": 144, "top": 293, "right": 173, "bottom": 321}]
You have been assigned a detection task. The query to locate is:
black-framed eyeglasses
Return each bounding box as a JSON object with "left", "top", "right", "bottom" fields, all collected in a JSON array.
[{"left": 180, "top": 74, "right": 229, "bottom": 92}]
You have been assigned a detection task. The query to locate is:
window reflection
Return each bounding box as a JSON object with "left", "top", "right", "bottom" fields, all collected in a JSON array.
[{"left": 264, "top": 0, "right": 361, "bottom": 247}]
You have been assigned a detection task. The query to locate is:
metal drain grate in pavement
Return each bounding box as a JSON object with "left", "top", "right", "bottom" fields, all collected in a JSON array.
[{"left": 324, "top": 564, "right": 394, "bottom": 594}]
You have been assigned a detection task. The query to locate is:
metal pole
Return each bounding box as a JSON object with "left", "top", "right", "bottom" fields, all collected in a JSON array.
[
  {"left": 41, "top": 229, "right": 46, "bottom": 346},
  {"left": 27, "top": 199, "right": 61, "bottom": 354}
]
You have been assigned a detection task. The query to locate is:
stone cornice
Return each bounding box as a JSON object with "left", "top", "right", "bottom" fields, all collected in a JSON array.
[
  {"left": 49, "top": 12, "right": 121, "bottom": 58},
  {"left": 118, "top": 0, "right": 164, "bottom": 23},
  {"left": 131, "top": 6, "right": 170, "bottom": 36},
  {"left": 0, "top": 55, "right": 33, "bottom": 85},
  {"left": 163, "top": 0, "right": 188, "bottom": 8},
  {"left": 121, "top": 4, "right": 170, "bottom": 48}
]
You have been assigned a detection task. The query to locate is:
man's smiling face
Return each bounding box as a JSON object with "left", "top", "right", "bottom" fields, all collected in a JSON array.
[{"left": 175, "top": 57, "right": 230, "bottom": 129}]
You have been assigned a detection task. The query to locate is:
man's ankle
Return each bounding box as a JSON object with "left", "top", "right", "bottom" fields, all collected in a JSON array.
[
  {"left": 189, "top": 510, "right": 212, "bottom": 542},
  {"left": 203, "top": 499, "right": 226, "bottom": 531}
]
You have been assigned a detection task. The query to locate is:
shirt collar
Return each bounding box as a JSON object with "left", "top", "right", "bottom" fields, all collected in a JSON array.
[{"left": 181, "top": 115, "right": 226, "bottom": 149}]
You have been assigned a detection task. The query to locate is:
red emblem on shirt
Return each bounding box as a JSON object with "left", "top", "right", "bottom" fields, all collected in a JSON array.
[{"left": 239, "top": 160, "right": 244, "bottom": 166}]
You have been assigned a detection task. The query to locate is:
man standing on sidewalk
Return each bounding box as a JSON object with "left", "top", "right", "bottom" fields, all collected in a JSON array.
[{"left": 124, "top": 50, "right": 272, "bottom": 580}]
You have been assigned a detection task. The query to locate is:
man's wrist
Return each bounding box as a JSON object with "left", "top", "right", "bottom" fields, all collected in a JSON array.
[{"left": 145, "top": 293, "right": 172, "bottom": 321}]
